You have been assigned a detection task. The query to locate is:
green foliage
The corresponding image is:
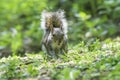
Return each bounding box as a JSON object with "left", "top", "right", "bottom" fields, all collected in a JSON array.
[
  {"left": 0, "top": 0, "right": 46, "bottom": 55},
  {"left": 0, "top": 0, "right": 120, "bottom": 54},
  {"left": 0, "top": 0, "right": 120, "bottom": 79},
  {"left": 56, "top": 68, "right": 80, "bottom": 80},
  {"left": 0, "top": 38, "right": 120, "bottom": 79},
  {"left": 0, "top": 54, "right": 42, "bottom": 79},
  {"left": 11, "top": 25, "right": 23, "bottom": 54}
]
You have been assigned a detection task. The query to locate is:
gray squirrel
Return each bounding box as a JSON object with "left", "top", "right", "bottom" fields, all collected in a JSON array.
[{"left": 41, "top": 10, "right": 68, "bottom": 57}]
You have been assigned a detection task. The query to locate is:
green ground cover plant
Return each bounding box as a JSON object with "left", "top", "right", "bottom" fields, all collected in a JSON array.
[
  {"left": 0, "top": 37, "right": 120, "bottom": 80},
  {"left": 0, "top": 0, "right": 120, "bottom": 80}
]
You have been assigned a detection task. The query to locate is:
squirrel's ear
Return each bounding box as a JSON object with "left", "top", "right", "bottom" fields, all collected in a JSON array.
[
  {"left": 41, "top": 10, "right": 50, "bottom": 19},
  {"left": 41, "top": 10, "right": 47, "bottom": 15},
  {"left": 57, "top": 9, "right": 65, "bottom": 18},
  {"left": 57, "top": 9, "right": 64, "bottom": 14}
]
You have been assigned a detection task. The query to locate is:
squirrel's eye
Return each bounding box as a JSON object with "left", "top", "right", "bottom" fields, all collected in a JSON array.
[{"left": 53, "top": 34, "right": 55, "bottom": 36}]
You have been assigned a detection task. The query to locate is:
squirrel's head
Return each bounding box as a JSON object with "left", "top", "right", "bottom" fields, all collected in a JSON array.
[{"left": 52, "top": 28, "right": 64, "bottom": 40}]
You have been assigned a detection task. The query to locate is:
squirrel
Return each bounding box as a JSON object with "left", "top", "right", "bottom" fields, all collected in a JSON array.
[{"left": 40, "top": 10, "right": 68, "bottom": 57}]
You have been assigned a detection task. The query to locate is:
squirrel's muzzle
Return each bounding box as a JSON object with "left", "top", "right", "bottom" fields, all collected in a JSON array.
[{"left": 52, "top": 28, "right": 64, "bottom": 39}]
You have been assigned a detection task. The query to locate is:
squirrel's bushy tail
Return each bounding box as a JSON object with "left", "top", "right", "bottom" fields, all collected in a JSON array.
[{"left": 41, "top": 10, "right": 68, "bottom": 34}]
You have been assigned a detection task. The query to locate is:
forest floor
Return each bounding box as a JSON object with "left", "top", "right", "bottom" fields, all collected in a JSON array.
[{"left": 0, "top": 37, "right": 120, "bottom": 80}]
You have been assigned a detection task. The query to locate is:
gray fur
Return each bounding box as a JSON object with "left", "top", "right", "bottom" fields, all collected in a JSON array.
[{"left": 41, "top": 10, "right": 68, "bottom": 57}]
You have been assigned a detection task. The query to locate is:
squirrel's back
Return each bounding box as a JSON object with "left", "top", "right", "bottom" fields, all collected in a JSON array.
[{"left": 41, "top": 10, "right": 68, "bottom": 34}]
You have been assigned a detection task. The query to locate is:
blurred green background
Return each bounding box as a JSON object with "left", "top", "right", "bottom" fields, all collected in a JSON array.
[{"left": 0, "top": 0, "right": 120, "bottom": 57}]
